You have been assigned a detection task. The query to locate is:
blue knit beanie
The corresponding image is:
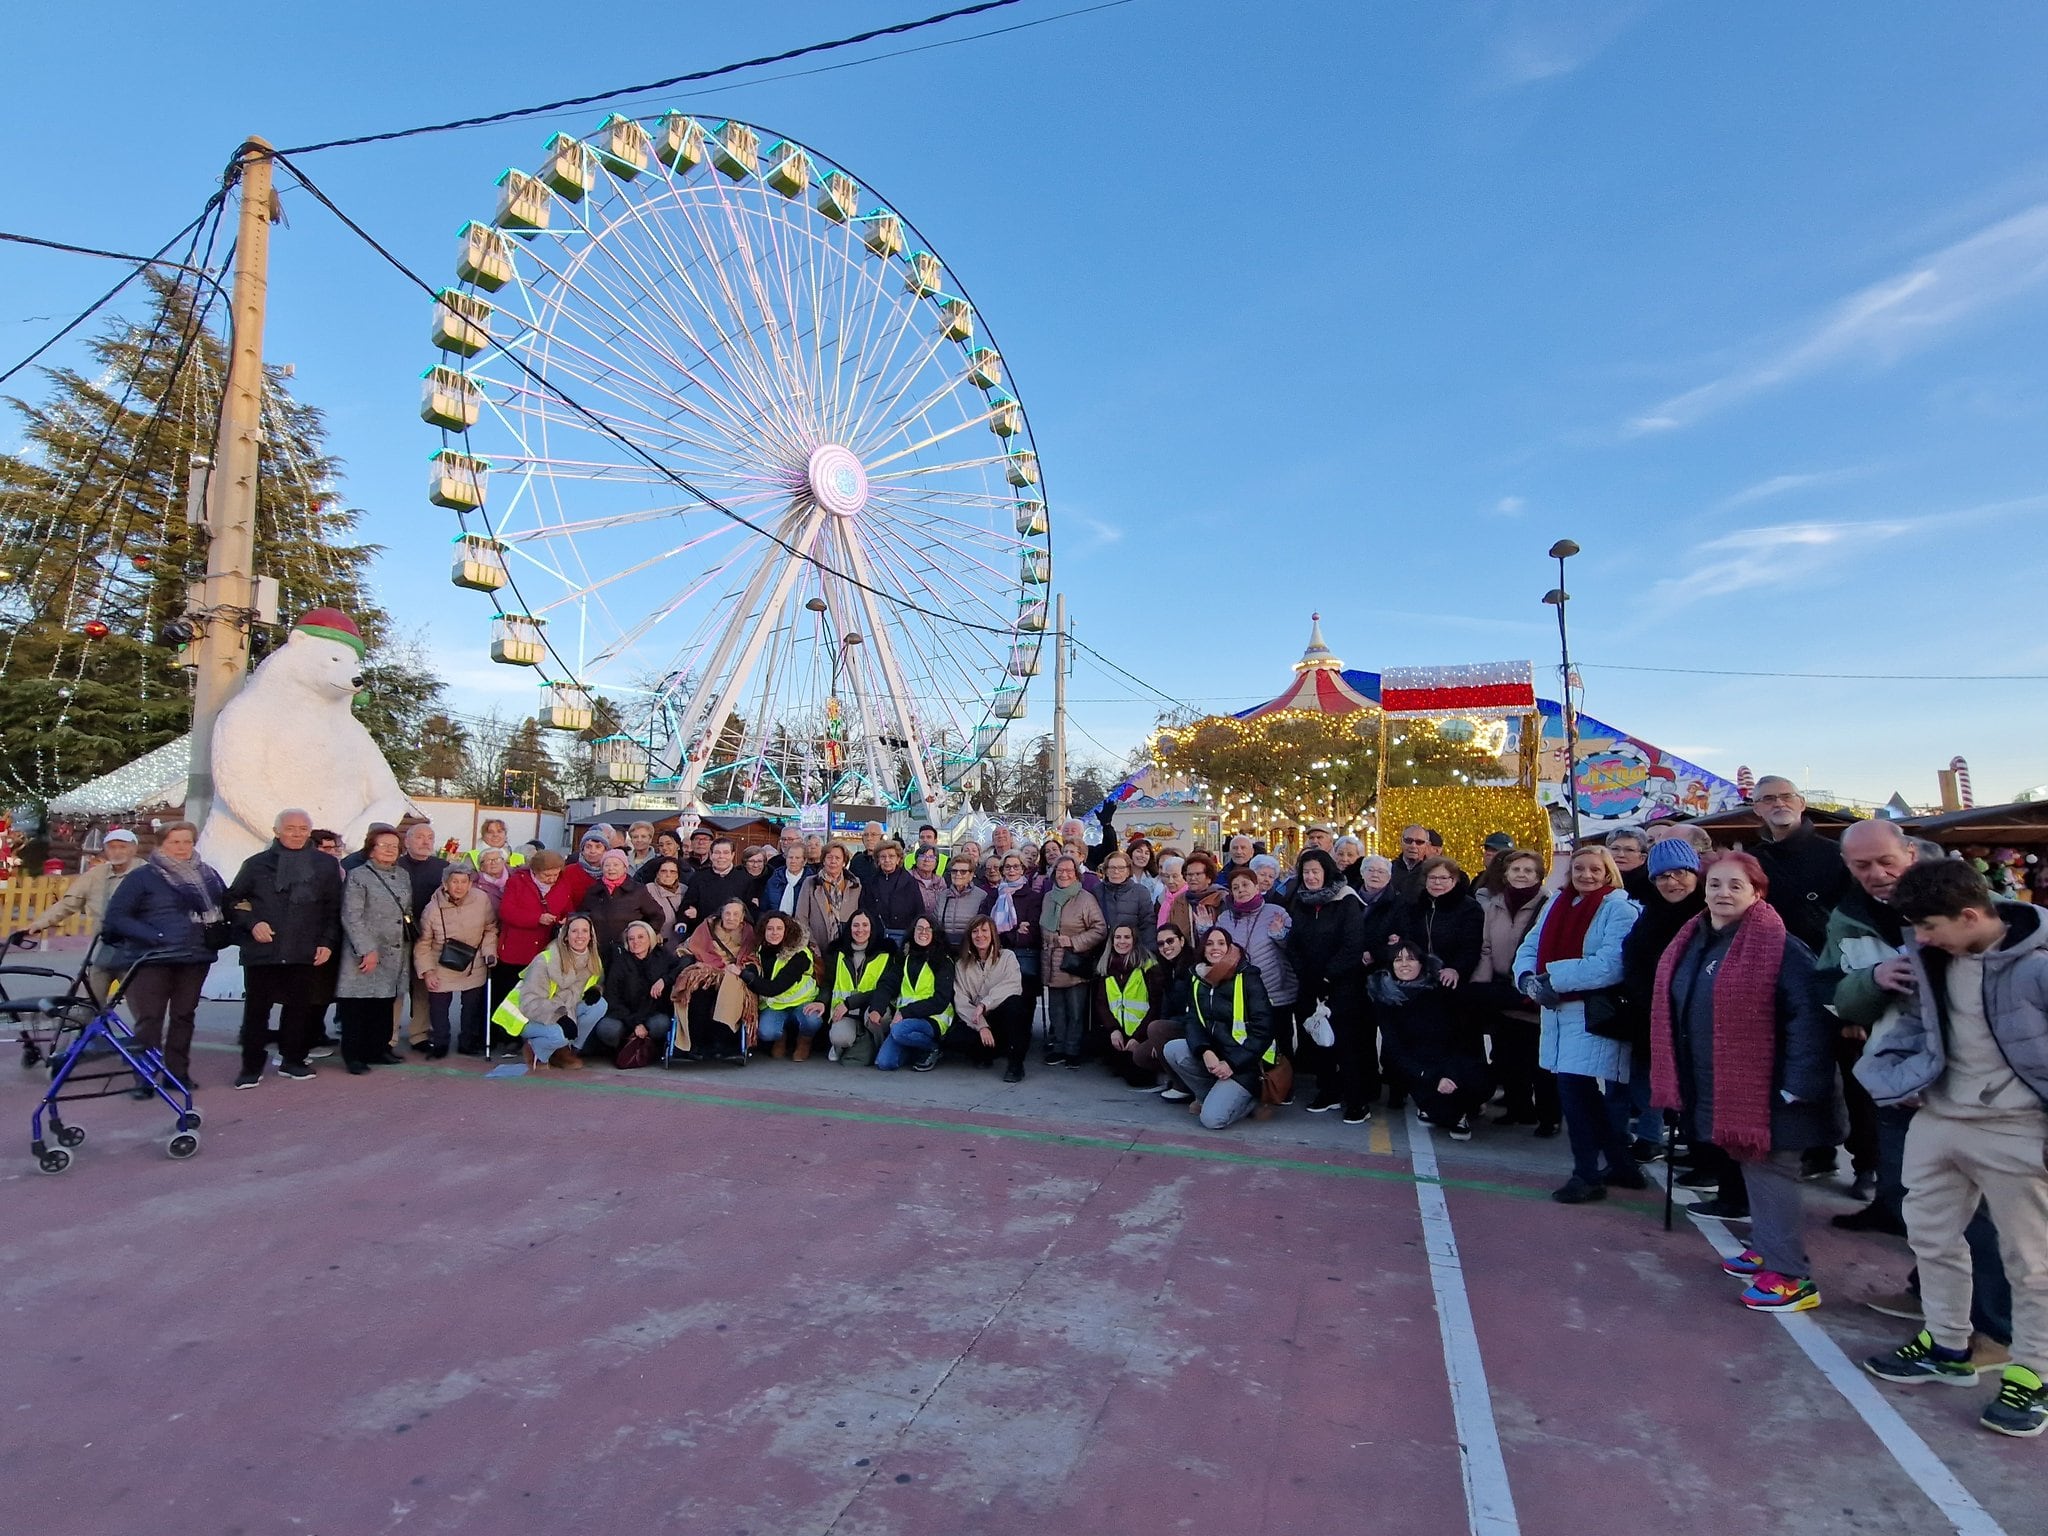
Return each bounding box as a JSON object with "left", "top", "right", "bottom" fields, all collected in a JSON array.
[{"left": 1647, "top": 838, "right": 1700, "bottom": 877}]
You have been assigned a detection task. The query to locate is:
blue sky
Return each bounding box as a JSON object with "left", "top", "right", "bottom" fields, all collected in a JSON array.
[{"left": 6, "top": 1, "right": 2047, "bottom": 805}]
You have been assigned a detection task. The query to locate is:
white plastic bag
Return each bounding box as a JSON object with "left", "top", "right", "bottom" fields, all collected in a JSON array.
[{"left": 1301, "top": 1001, "right": 1334, "bottom": 1049}]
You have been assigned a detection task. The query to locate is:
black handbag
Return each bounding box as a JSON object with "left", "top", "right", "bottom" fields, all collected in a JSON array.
[
  {"left": 1581, "top": 987, "right": 1630, "bottom": 1042},
  {"left": 1059, "top": 947, "right": 1094, "bottom": 978},
  {"left": 437, "top": 937, "right": 479, "bottom": 972},
  {"left": 202, "top": 919, "right": 235, "bottom": 952}
]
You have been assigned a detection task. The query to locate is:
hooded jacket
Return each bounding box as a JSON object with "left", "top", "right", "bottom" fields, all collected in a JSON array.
[
  {"left": 1854, "top": 900, "right": 2048, "bottom": 1111},
  {"left": 1285, "top": 861, "right": 1367, "bottom": 1006}
]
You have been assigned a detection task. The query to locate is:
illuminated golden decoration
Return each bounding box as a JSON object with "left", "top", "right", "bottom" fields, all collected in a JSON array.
[
  {"left": 1377, "top": 784, "right": 1550, "bottom": 874},
  {"left": 1152, "top": 706, "right": 1504, "bottom": 842}
]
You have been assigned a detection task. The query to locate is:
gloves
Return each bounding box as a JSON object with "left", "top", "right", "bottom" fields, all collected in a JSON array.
[
  {"left": 584, "top": 982, "right": 602, "bottom": 1002},
  {"left": 562, "top": 1018, "right": 579, "bottom": 1043},
  {"left": 1529, "top": 975, "right": 1562, "bottom": 1009}
]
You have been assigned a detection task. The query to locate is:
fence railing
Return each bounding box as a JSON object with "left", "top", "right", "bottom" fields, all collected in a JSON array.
[{"left": 0, "top": 876, "right": 91, "bottom": 938}]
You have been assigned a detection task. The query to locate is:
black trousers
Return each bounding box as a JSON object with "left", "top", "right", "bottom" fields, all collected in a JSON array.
[
  {"left": 125, "top": 962, "right": 208, "bottom": 1084},
  {"left": 1487, "top": 1009, "right": 1559, "bottom": 1124},
  {"left": 240, "top": 963, "right": 323, "bottom": 1073},
  {"left": 336, "top": 995, "right": 397, "bottom": 1066}
]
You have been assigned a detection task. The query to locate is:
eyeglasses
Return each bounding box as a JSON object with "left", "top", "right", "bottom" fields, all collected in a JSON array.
[
  {"left": 1752, "top": 792, "right": 1799, "bottom": 806},
  {"left": 1400, "top": 836, "right": 1430, "bottom": 847}
]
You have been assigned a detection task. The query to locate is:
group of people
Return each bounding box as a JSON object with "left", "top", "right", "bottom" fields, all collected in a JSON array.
[{"left": 30, "top": 774, "right": 2047, "bottom": 1439}]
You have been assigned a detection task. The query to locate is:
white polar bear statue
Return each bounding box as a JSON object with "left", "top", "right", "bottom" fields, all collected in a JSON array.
[{"left": 197, "top": 607, "right": 418, "bottom": 876}]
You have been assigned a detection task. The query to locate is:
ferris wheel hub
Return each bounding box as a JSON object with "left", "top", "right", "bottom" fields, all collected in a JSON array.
[{"left": 806, "top": 444, "right": 869, "bottom": 519}]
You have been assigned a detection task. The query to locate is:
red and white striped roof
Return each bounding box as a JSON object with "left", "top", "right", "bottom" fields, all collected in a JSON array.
[{"left": 1239, "top": 615, "right": 1378, "bottom": 719}]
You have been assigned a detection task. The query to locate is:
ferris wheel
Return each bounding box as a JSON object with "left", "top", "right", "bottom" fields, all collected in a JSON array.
[{"left": 423, "top": 113, "right": 1051, "bottom": 814}]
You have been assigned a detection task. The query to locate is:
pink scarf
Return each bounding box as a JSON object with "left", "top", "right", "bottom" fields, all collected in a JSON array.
[{"left": 1649, "top": 902, "right": 1787, "bottom": 1162}]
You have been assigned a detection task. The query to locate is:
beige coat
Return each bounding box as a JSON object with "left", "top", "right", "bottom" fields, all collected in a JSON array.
[
  {"left": 1040, "top": 886, "right": 1106, "bottom": 990},
  {"left": 32, "top": 858, "right": 136, "bottom": 936},
  {"left": 954, "top": 950, "right": 1022, "bottom": 1021},
  {"left": 415, "top": 887, "right": 499, "bottom": 990},
  {"left": 1472, "top": 887, "right": 1542, "bottom": 1017}
]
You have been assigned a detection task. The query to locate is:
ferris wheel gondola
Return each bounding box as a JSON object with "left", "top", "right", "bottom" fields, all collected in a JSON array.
[{"left": 423, "top": 112, "right": 1052, "bottom": 815}]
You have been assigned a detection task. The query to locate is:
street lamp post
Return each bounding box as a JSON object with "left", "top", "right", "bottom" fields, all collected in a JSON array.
[{"left": 1541, "top": 539, "right": 1582, "bottom": 847}]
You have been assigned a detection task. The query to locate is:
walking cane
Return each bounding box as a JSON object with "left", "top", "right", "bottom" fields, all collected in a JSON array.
[{"left": 1662, "top": 1110, "right": 1678, "bottom": 1233}]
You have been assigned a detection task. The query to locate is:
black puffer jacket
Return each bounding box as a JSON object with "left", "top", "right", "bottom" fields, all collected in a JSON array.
[
  {"left": 1381, "top": 872, "right": 1484, "bottom": 981},
  {"left": 603, "top": 943, "right": 678, "bottom": 1034},
  {"left": 1286, "top": 878, "right": 1367, "bottom": 1006},
  {"left": 1178, "top": 960, "right": 1275, "bottom": 1082}
]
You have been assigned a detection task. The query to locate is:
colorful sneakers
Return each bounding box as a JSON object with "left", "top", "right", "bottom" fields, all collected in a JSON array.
[
  {"left": 1721, "top": 1247, "right": 1766, "bottom": 1278},
  {"left": 1863, "top": 1331, "right": 1979, "bottom": 1387},
  {"left": 1740, "top": 1272, "right": 1821, "bottom": 1312},
  {"left": 1980, "top": 1367, "right": 2046, "bottom": 1439}
]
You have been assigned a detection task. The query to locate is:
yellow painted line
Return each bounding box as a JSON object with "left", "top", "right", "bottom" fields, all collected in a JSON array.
[{"left": 1369, "top": 1117, "right": 1393, "bottom": 1157}]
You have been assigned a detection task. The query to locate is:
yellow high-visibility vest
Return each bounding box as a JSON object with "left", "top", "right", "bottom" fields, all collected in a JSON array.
[
  {"left": 1193, "top": 972, "right": 1274, "bottom": 1064},
  {"left": 833, "top": 951, "right": 891, "bottom": 1013},
  {"left": 1104, "top": 967, "right": 1149, "bottom": 1033},
  {"left": 763, "top": 947, "right": 819, "bottom": 1010},
  {"left": 896, "top": 959, "right": 953, "bottom": 1033}
]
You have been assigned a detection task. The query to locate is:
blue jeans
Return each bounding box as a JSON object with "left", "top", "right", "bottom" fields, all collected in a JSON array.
[
  {"left": 1163, "top": 1038, "right": 1257, "bottom": 1129},
  {"left": 427, "top": 985, "right": 487, "bottom": 1052},
  {"left": 1557, "top": 1072, "right": 1634, "bottom": 1184},
  {"left": 758, "top": 1003, "right": 824, "bottom": 1043},
  {"left": 876, "top": 1016, "right": 940, "bottom": 1071},
  {"left": 1627, "top": 1068, "right": 1665, "bottom": 1144}
]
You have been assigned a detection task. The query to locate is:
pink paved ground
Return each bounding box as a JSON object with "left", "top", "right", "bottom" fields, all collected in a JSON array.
[{"left": 2, "top": 1021, "right": 2039, "bottom": 1535}]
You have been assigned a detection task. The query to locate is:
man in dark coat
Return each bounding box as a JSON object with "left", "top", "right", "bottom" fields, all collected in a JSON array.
[
  {"left": 225, "top": 807, "right": 343, "bottom": 1087},
  {"left": 1749, "top": 776, "right": 1849, "bottom": 954},
  {"left": 397, "top": 820, "right": 450, "bottom": 1050},
  {"left": 1749, "top": 774, "right": 1853, "bottom": 1179},
  {"left": 682, "top": 837, "right": 756, "bottom": 928}
]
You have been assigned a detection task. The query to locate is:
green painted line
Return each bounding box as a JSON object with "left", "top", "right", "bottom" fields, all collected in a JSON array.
[{"left": 389, "top": 1057, "right": 1550, "bottom": 1202}]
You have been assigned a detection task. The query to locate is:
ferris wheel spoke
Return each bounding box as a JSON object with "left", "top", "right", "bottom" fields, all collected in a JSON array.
[
  {"left": 832, "top": 240, "right": 920, "bottom": 448},
  {"left": 861, "top": 404, "right": 1005, "bottom": 472},
  {"left": 516, "top": 235, "right": 764, "bottom": 422},
  {"left": 863, "top": 507, "right": 1022, "bottom": 595},
  {"left": 649, "top": 182, "right": 816, "bottom": 451},
  {"left": 522, "top": 230, "right": 794, "bottom": 459},
  {"left": 864, "top": 486, "right": 1026, "bottom": 543},
  {"left": 526, "top": 519, "right": 742, "bottom": 618},
  {"left": 489, "top": 372, "right": 777, "bottom": 482},
  {"left": 706, "top": 172, "right": 819, "bottom": 417},
  {"left": 560, "top": 184, "right": 796, "bottom": 428},
  {"left": 859, "top": 530, "right": 1007, "bottom": 679},
  {"left": 867, "top": 449, "right": 1021, "bottom": 483},
  {"left": 492, "top": 309, "right": 777, "bottom": 467},
  {"left": 585, "top": 534, "right": 763, "bottom": 677},
  {"left": 497, "top": 502, "right": 703, "bottom": 541},
  {"left": 855, "top": 365, "right": 986, "bottom": 465},
  {"left": 843, "top": 314, "right": 961, "bottom": 449}
]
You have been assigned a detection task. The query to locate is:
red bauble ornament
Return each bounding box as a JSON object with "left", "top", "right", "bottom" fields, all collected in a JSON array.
[
  {"left": 132, "top": 553, "right": 154, "bottom": 571},
  {"left": 82, "top": 620, "right": 111, "bottom": 640}
]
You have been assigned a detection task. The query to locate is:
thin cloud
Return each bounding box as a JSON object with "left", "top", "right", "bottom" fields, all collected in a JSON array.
[
  {"left": 1494, "top": 495, "right": 1526, "bottom": 515},
  {"left": 1629, "top": 201, "right": 2048, "bottom": 434},
  {"left": 1482, "top": 1, "right": 1646, "bottom": 86},
  {"left": 1652, "top": 519, "right": 1915, "bottom": 604},
  {"left": 1720, "top": 466, "right": 1875, "bottom": 509},
  {"left": 1069, "top": 513, "right": 1124, "bottom": 549}
]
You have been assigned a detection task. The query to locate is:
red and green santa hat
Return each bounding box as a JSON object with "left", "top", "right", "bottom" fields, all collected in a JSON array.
[{"left": 295, "top": 607, "right": 366, "bottom": 656}]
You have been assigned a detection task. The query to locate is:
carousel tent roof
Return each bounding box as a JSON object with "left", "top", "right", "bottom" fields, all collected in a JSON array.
[
  {"left": 1236, "top": 615, "right": 1381, "bottom": 718},
  {"left": 48, "top": 733, "right": 191, "bottom": 816}
]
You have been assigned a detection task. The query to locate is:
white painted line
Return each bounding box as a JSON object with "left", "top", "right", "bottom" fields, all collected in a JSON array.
[
  {"left": 1409, "top": 1116, "right": 1521, "bottom": 1536},
  {"left": 1683, "top": 1190, "right": 2010, "bottom": 1536}
]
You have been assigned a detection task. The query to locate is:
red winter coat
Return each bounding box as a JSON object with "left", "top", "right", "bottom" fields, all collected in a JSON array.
[{"left": 498, "top": 869, "right": 581, "bottom": 967}]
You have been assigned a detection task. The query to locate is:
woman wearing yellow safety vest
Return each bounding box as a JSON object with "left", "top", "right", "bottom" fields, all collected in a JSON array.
[
  {"left": 823, "top": 910, "right": 898, "bottom": 1065},
  {"left": 1162, "top": 928, "right": 1277, "bottom": 1130},
  {"left": 508, "top": 914, "right": 604, "bottom": 1070},
  {"left": 1095, "top": 923, "right": 1163, "bottom": 1088},
  {"left": 743, "top": 912, "right": 824, "bottom": 1060},
  {"left": 877, "top": 915, "right": 955, "bottom": 1072}
]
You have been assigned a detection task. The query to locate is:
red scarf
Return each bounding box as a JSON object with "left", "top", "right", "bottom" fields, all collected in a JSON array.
[
  {"left": 1534, "top": 883, "right": 1614, "bottom": 998},
  {"left": 1648, "top": 902, "right": 1786, "bottom": 1162}
]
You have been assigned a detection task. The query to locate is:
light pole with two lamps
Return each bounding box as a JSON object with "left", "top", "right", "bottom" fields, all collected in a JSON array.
[{"left": 1541, "top": 539, "right": 1582, "bottom": 847}]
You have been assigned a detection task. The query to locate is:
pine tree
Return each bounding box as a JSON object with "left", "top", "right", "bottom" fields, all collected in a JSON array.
[
  {"left": 415, "top": 712, "right": 472, "bottom": 795},
  {"left": 500, "top": 717, "right": 565, "bottom": 810},
  {"left": 0, "top": 275, "right": 443, "bottom": 803}
]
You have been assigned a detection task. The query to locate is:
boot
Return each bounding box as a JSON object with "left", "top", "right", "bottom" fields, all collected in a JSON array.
[
  {"left": 551, "top": 1047, "right": 585, "bottom": 1070},
  {"left": 522, "top": 1043, "right": 540, "bottom": 1069},
  {"left": 771, "top": 1036, "right": 789, "bottom": 1060},
  {"left": 791, "top": 1034, "right": 813, "bottom": 1062}
]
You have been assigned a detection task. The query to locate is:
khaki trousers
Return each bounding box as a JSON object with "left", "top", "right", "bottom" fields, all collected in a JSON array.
[{"left": 1902, "top": 1108, "right": 2048, "bottom": 1370}]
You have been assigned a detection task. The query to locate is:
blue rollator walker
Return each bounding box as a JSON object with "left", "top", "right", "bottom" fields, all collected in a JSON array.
[
  {"left": 2, "top": 929, "right": 106, "bottom": 1070},
  {"left": 7, "top": 948, "right": 202, "bottom": 1174}
]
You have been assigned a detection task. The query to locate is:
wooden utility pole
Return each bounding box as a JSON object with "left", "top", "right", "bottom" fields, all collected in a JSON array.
[
  {"left": 185, "top": 138, "right": 275, "bottom": 827},
  {"left": 1050, "top": 592, "right": 1068, "bottom": 827}
]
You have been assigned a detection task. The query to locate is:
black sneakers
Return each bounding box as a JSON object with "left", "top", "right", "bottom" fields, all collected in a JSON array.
[
  {"left": 234, "top": 1071, "right": 261, "bottom": 1090},
  {"left": 278, "top": 1061, "right": 316, "bottom": 1081}
]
